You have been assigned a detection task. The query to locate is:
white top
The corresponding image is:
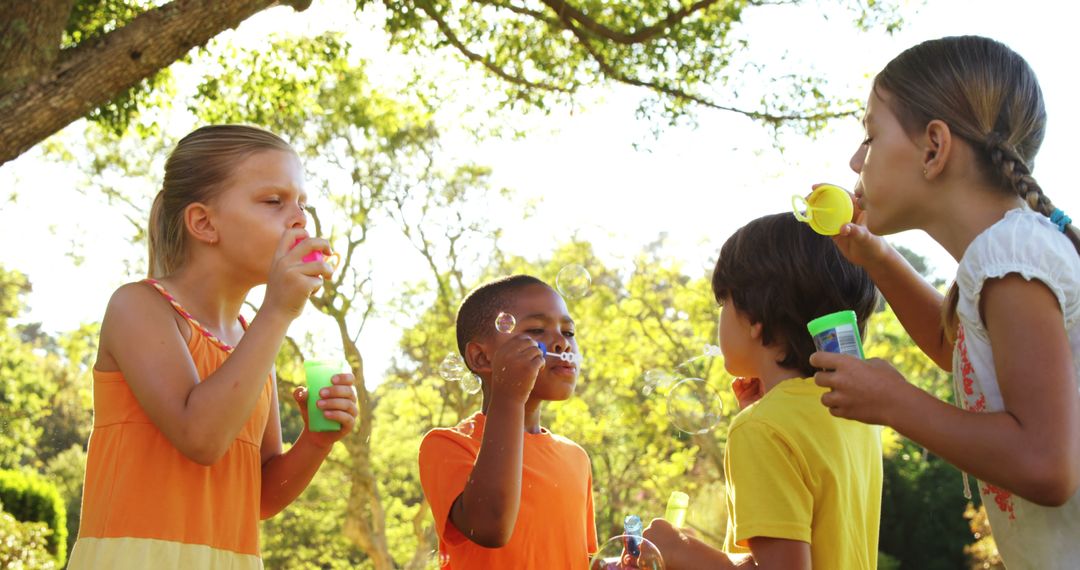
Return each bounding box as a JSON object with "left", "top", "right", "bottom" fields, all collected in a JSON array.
[{"left": 953, "top": 208, "right": 1080, "bottom": 569}]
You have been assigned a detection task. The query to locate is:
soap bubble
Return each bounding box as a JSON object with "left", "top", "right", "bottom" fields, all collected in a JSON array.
[
  {"left": 557, "top": 264, "right": 592, "bottom": 299},
  {"left": 667, "top": 378, "right": 724, "bottom": 434},
  {"left": 589, "top": 535, "right": 665, "bottom": 569},
  {"left": 674, "top": 343, "right": 724, "bottom": 375},
  {"left": 642, "top": 369, "right": 678, "bottom": 396},
  {"left": 461, "top": 373, "right": 482, "bottom": 395},
  {"left": 438, "top": 353, "right": 465, "bottom": 382},
  {"left": 495, "top": 312, "right": 517, "bottom": 334},
  {"left": 427, "top": 550, "right": 450, "bottom": 568}
]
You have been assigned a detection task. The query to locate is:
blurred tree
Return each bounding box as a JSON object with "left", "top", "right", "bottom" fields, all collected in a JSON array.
[
  {"left": 0, "top": 266, "right": 96, "bottom": 561},
  {"left": 964, "top": 501, "right": 1004, "bottom": 570},
  {"left": 0, "top": 266, "right": 52, "bottom": 470},
  {"left": 0, "top": 0, "right": 907, "bottom": 164}
]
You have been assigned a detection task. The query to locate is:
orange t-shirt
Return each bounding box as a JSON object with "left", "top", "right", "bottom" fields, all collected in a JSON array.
[
  {"left": 418, "top": 412, "right": 598, "bottom": 569},
  {"left": 69, "top": 283, "right": 272, "bottom": 570}
]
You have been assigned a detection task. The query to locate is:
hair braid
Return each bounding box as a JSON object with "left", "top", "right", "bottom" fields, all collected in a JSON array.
[
  {"left": 986, "top": 133, "right": 1080, "bottom": 253},
  {"left": 943, "top": 134, "right": 1080, "bottom": 343}
]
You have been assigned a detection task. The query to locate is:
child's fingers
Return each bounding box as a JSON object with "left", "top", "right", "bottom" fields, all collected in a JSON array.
[
  {"left": 854, "top": 208, "right": 868, "bottom": 226},
  {"left": 330, "top": 373, "right": 356, "bottom": 385},
  {"left": 299, "top": 261, "right": 334, "bottom": 280},
  {"left": 293, "top": 236, "right": 331, "bottom": 259},
  {"left": 823, "top": 401, "right": 846, "bottom": 418},
  {"left": 814, "top": 370, "right": 838, "bottom": 390},
  {"left": 304, "top": 275, "right": 324, "bottom": 297},
  {"left": 278, "top": 228, "right": 311, "bottom": 259},
  {"left": 292, "top": 386, "right": 308, "bottom": 404},
  {"left": 318, "top": 410, "right": 358, "bottom": 431},
  {"left": 820, "top": 387, "right": 842, "bottom": 407},
  {"left": 299, "top": 259, "right": 335, "bottom": 281},
  {"left": 316, "top": 397, "right": 359, "bottom": 419},
  {"left": 821, "top": 390, "right": 853, "bottom": 419},
  {"left": 318, "top": 384, "right": 358, "bottom": 402},
  {"left": 519, "top": 335, "right": 544, "bottom": 352},
  {"left": 733, "top": 377, "right": 761, "bottom": 392},
  {"left": 848, "top": 223, "right": 873, "bottom": 241},
  {"left": 509, "top": 335, "right": 545, "bottom": 363},
  {"left": 291, "top": 387, "right": 311, "bottom": 421},
  {"left": 307, "top": 237, "right": 332, "bottom": 256},
  {"left": 838, "top": 222, "right": 863, "bottom": 240},
  {"left": 649, "top": 518, "right": 674, "bottom": 531},
  {"left": 808, "top": 351, "right": 845, "bottom": 371}
]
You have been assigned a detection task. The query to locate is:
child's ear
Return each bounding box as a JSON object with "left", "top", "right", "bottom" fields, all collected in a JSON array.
[
  {"left": 749, "top": 321, "right": 764, "bottom": 342},
  {"left": 184, "top": 202, "right": 218, "bottom": 245},
  {"left": 464, "top": 340, "right": 493, "bottom": 374},
  {"left": 922, "top": 119, "right": 953, "bottom": 179}
]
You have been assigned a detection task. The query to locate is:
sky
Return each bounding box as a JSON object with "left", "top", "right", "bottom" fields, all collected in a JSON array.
[{"left": 1, "top": 0, "right": 1076, "bottom": 384}]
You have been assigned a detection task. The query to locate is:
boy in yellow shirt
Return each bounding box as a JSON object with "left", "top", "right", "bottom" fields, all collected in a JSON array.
[{"left": 645, "top": 212, "right": 883, "bottom": 569}]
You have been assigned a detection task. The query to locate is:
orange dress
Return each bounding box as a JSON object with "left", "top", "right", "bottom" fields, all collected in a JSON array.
[{"left": 69, "top": 281, "right": 273, "bottom": 569}]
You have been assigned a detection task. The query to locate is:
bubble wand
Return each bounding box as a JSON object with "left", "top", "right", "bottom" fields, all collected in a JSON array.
[{"left": 536, "top": 342, "right": 584, "bottom": 366}]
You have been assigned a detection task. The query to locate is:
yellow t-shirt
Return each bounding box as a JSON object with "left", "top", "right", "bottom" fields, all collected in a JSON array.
[{"left": 723, "top": 377, "right": 882, "bottom": 569}]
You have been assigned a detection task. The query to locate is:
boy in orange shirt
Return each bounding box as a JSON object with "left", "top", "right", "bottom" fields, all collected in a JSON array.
[{"left": 418, "top": 275, "right": 598, "bottom": 569}]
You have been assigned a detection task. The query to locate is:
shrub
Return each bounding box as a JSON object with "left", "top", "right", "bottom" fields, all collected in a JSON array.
[
  {"left": 0, "top": 470, "right": 67, "bottom": 566},
  {"left": 0, "top": 498, "right": 57, "bottom": 569}
]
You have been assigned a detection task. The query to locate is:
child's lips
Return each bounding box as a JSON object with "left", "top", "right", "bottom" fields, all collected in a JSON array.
[{"left": 549, "top": 363, "right": 577, "bottom": 376}]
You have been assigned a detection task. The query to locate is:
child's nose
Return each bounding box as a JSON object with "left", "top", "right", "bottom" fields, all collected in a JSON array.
[
  {"left": 849, "top": 146, "right": 866, "bottom": 173},
  {"left": 548, "top": 333, "right": 572, "bottom": 354},
  {"left": 290, "top": 204, "right": 307, "bottom": 229}
]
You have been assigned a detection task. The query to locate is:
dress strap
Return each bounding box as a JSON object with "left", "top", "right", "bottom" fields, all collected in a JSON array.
[{"left": 143, "top": 279, "right": 245, "bottom": 353}]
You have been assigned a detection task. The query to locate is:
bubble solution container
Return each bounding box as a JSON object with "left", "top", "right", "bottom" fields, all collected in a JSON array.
[
  {"left": 664, "top": 491, "right": 689, "bottom": 529},
  {"left": 303, "top": 359, "right": 345, "bottom": 432},
  {"left": 291, "top": 236, "right": 340, "bottom": 267},
  {"left": 792, "top": 184, "right": 854, "bottom": 236},
  {"left": 807, "top": 310, "right": 865, "bottom": 360}
]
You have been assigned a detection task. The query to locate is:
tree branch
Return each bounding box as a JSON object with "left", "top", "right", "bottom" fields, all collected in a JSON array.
[
  {"left": 537, "top": 0, "right": 721, "bottom": 45},
  {"left": 0, "top": 0, "right": 312, "bottom": 166},
  {"left": 552, "top": 8, "right": 851, "bottom": 126},
  {"left": 476, "top": 0, "right": 562, "bottom": 29},
  {"left": 416, "top": 0, "right": 570, "bottom": 94}
]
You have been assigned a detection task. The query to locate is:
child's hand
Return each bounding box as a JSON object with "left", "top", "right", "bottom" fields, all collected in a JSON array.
[
  {"left": 489, "top": 334, "right": 545, "bottom": 406},
  {"left": 810, "top": 352, "right": 910, "bottom": 426},
  {"left": 807, "top": 184, "right": 889, "bottom": 270},
  {"left": 642, "top": 518, "right": 692, "bottom": 570},
  {"left": 831, "top": 221, "right": 892, "bottom": 270},
  {"left": 732, "top": 377, "right": 764, "bottom": 410},
  {"left": 264, "top": 229, "right": 335, "bottom": 320},
  {"left": 293, "top": 372, "right": 359, "bottom": 448}
]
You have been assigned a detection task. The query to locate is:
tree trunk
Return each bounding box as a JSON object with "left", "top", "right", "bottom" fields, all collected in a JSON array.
[
  {"left": 0, "top": 0, "right": 76, "bottom": 94},
  {"left": 335, "top": 316, "right": 396, "bottom": 570},
  {"left": 343, "top": 429, "right": 396, "bottom": 570},
  {"left": 0, "top": 0, "right": 312, "bottom": 166},
  {"left": 404, "top": 497, "right": 436, "bottom": 570}
]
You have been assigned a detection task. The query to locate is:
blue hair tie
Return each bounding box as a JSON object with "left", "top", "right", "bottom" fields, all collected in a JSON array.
[{"left": 1051, "top": 209, "right": 1072, "bottom": 232}]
